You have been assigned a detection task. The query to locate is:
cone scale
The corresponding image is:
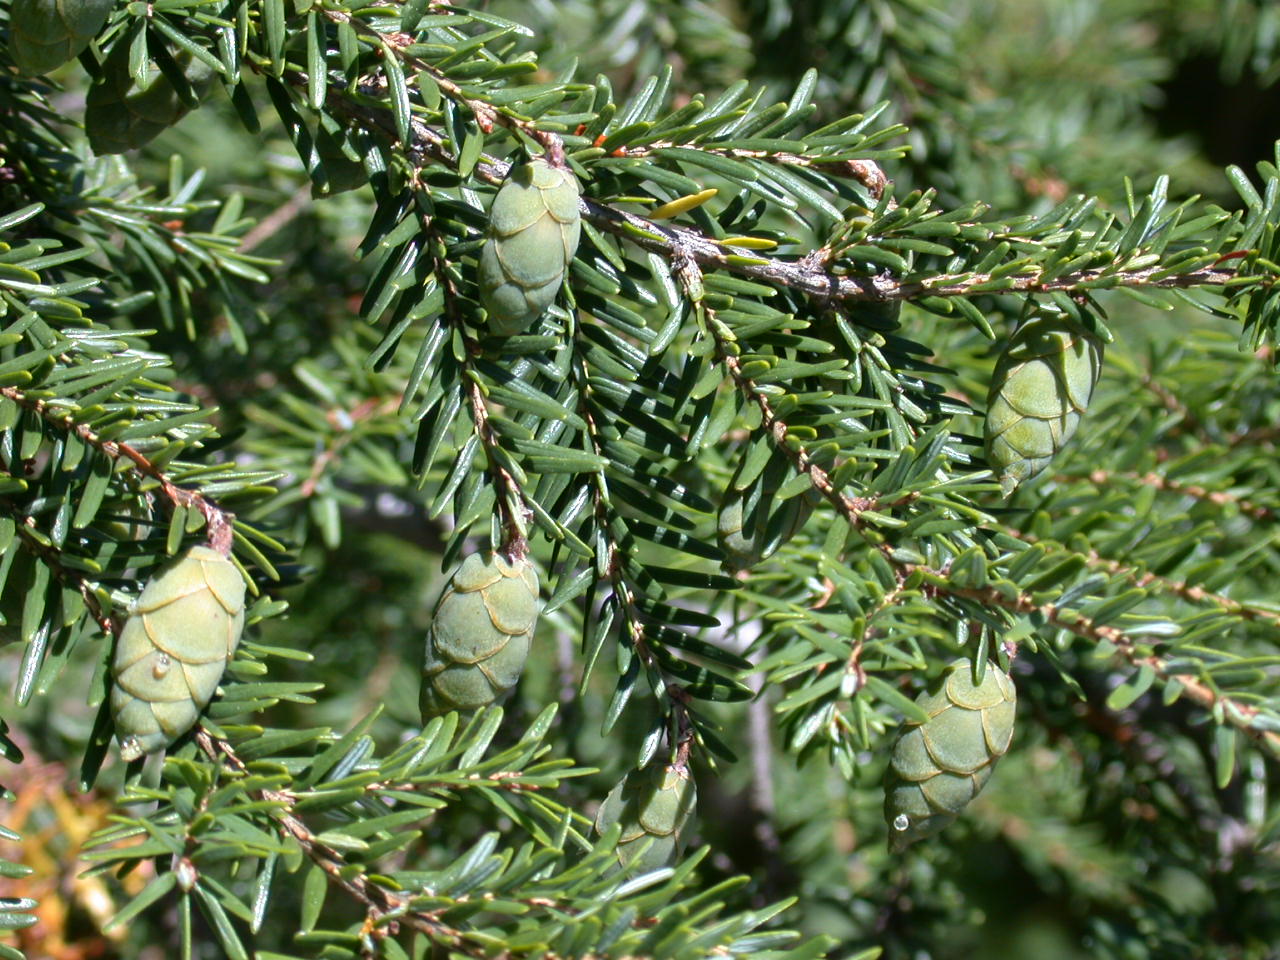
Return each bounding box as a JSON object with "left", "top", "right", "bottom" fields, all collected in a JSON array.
[{"left": 9, "top": 0, "right": 112, "bottom": 76}]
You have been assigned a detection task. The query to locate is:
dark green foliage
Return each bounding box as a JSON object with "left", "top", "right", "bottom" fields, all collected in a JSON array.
[
  {"left": 85, "top": 43, "right": 216, "bottom": 154},
  {"left": 717, "top": 449, "right": 820, "bottom": 571}
]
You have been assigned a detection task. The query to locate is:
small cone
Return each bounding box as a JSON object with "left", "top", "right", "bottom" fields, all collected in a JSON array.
[
  {"left": 478, "top": 158, "right": 581, "bottom": 334},
  {"left": 984, "top": 315, "right": 1102, "bottom": 495},
  {"left": 110, "top": 546, "right": 246, "bottom": 760},
  {"left": 884, "top": 658, "right": 1016, "bottom": 850},
  {"left": 420, "top": 552, "right": 539, "bottom": 719},
  {"left": 594, "top": 763, "right": 696, "bottom": 874}
]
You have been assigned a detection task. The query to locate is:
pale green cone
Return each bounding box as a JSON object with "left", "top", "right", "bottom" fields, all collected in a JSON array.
[
  {"left": 478, "top": 158, "right": 581, "bottom": 335},
  {"left": 717, "top": 454, "right": 819, "bottom": 571},
  {"left": 8, "top": 0, "right": 112, "bottom": 76},
  {"left": 594, "top": 763, "right": 696, "bottom": 874},
  {"left": 984, "top": 315, "right": 1102, "bottom": 496},
  {"left": 110, "top": 545, "right": 246, "bottom": 761},
  {"left": 420, "top": 552, "right": 539, "bottom": 719},
  {"left": 85, "top": 44, "right": 215, "bottom": 155},
  {"left": 884, "top": 658, "right": 1016, "bottom": 851}
]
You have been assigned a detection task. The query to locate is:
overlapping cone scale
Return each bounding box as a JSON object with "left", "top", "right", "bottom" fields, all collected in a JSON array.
[
  {"left": 478, "top": 158, "right": 581, "bottom": 336},
  {"left": 594, "top": 764, "right": 696, "bottom": 874},
  {"left": 884, "top": 658, "right": 1016, "bottom": 850},
  {"left": 110, "top": 546, "right": 246, "bottom": 761},
  {"left": 9, "top": 0, "right": 112, "bottom": 75},
  {"left": 420, "top": 552, "right": 539, "bottom": 719},
  {"left": 984, "top": 316, "right": 1102, "bottom": 496}
]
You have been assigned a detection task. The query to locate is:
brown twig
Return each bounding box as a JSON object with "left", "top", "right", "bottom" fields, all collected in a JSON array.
[
  {"left": 570, "top": 332, "right": 695, "bottom": 764},
  {"left": 670, "top": 249, "right": 916, "bottom": 553},
  {"left": 591, "top": 199, "right": 1252, "bottom": 305},
  {"left": 2, "top": 507, "right": 116, "bottom": 635},
  {"left": 238, "top": 183, "right": 314, "bottom": 254},
  {"left": 298, "top": 396, "right": 402, "bottom": 499},
  {"left": 190, "top": 730, "right": 675, "bottom": 958},
  {"left": 845, "top": 582, "right": 907, "bottom": 695},
  {"left": 324, "top": 8, "right": 561, "bottom": 154},
  {"left": 421, "top": 222, "right": 530, "bottom": 553},
  {"left": 307, "top": 40, "right": 1264, "bottom": 325},
  {"left": 195, "top": 731, "right": 461, "bottom": 946}
]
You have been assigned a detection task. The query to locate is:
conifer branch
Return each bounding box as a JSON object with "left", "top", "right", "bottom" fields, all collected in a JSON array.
[
  {"left": 571, "top": 334, "right": 695, "bottom": 762},
  {"left": 326, "top": 7, "right": 564, "bottom": 154},
  {"left": 672, "top": 251, "right": 917, "bottom": 548},
  {"left": 0, "top": 502, "right": 115, "bottom": 635},
  {"left": 0, "top": 386, "right": 235, "bottom": 553},
  {"left": 914, "top": 573, "right": 1280, "bottom": 758},
  {"left": 999, "top": 522, "right": 1280, "bottom": 632},
  {"left": 1065, "top": 468, "right": 1274, "bottom": 521},
  {"left": 191, "top": 730, "right": 698, "bottom": 959},
  {"left": 585, "top": 191, "right": 1263, "bottom": 312},
  {"left": 297, "top": 396, "right": 401, "bottom": 499},
  {"left": 311, "top": 66, "right": 1267, "bottom": 326},
  {"left": 195, "top": 730, "right": 467, "bottom": 948},
  {"left": 424, "top": 223, "right": 531, "bottom": 550}
]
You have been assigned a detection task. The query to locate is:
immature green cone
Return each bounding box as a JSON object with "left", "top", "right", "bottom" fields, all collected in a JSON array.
[
  {"left": 85, "top": 45, "right": 215, "bottom": 154},
  {"left": 110, "top": 545, "right": 246, "bottom": 761},
  {"left": 593, "top": 763, "right": 696, "bottom": 874},
  {"left": 8, "top": 0, "right": 112, "bottom": 76},
  {"left": 717, "top": 453, "right": 818, "bottom": 571},
  {"left": 478, "top": 157, "right": 581, "bottom": 335},
  {"left": 419, "top": 552, "right": 539, "bottom": 719},
  {"left": 884, "top": 658, "right": 1016, "bottom": 851},
  {"left": 984, "top": 315, "right": 1103, "bottom": 496}
]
